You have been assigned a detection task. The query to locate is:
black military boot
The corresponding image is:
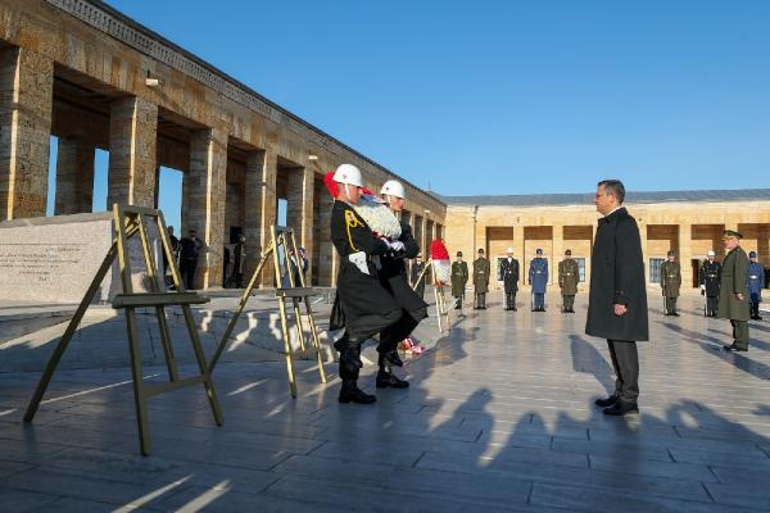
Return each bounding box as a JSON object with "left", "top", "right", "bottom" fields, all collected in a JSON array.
[
  {"left": 594, "top": 394, "right": 619, "bottom": 408},
  {"left": 379, "top": 348, "right": 403, "bottom": 368},
  {"left": 339, "top": 379, "right": 376, "bottom": 404},
  {"left": 376, "top": 369, "right": 409, "bottom": 389},
  {"left": 334, "top": 335, "right": 363, "bottom": 374}
]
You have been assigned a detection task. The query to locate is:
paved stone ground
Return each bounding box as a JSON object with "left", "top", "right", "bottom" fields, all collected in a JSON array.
[{"left": 1, "top": 293, "right": 770, "bottom": 512}]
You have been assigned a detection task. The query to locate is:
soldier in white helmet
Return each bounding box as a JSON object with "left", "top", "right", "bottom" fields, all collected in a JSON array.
[
  {"left": 328, "top": 165, "right": 411, "bottom": 404},
  {"left": 699, "top": 250, "right": 721, "bottom": 317},
  {"left": 377, "top": 180, "right": 428, "bottom": 389},
  {"left": 499, "top": 247, "right": 519, "bottom": 311}
]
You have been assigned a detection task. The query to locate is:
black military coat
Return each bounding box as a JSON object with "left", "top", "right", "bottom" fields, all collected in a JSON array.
[
  {"left": 379, "top": 221, "right": 428, "bottom": 320},
  {"left": 699, "top": 260, "right": 721, "bottom": 298},
  {"left": 330, "top": 200, "right": 401, "bottom": 338},
  {"left": 585, "top": 207, "right": 649, "bottom": 342},
  {"left": 500, "top": 258, "right": 519, "bottom": 293}
]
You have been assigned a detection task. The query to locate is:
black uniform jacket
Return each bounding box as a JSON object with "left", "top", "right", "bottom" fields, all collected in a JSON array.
[
  {"left": 379, "top": 221, "right": 429, "bottom": 319},
  {"left": 330, "top": 200, "right": 401, "bottom": 337}
]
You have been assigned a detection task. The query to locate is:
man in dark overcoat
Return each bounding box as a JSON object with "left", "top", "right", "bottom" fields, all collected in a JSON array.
[
  {"left": 411, "top": 254, "right": 426, "bottom": 299},
  {"left": 586, "top": 179, "right": 648, "bottom": 416},
  {"left": 719, "top": 231, "right": 751, "bottom": 351}
]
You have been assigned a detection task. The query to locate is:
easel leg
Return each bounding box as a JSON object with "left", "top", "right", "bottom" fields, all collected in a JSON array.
[
  {"left": 24, "top": 240, "right": 121, "bottom": 422},
  {"left": 208, "top": 251, "right": 270, "bottom": 373},
  {"left": 182, "top": 306, "right": 224, "bottom": 425},
  {"left": 277, "top": 297, "right": 298, "bottom": 398},
  {"left": 304, "top": 298, "right": 327, "bottom": 384},
  {"left": 125, "top": 307, "right": 152, "bottom": 456}
]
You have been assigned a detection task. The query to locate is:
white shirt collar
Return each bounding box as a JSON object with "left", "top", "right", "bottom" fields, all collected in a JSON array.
[{"left": 604, "top": 205, "right": 624, "bottom": 218}]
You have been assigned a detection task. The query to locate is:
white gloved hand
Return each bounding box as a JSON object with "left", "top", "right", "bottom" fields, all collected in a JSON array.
[
  {"left": 700, "top": 284, "right": 706, "bottom": 290},
  {"left": 390, "top": 241, "right": 405, "bottom": 253}
]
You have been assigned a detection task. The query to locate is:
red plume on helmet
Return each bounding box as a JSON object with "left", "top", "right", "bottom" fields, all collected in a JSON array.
[{"left": 323, "top": 172, "right": 339, "bottom": 197}]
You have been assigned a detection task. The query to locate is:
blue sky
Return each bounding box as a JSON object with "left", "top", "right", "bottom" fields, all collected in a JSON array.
[{"left": 49, "top": 0, "right": 770, "bottom": 225}]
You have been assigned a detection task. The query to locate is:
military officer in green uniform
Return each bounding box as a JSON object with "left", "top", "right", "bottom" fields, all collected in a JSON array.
[
  {"left": 660, "top": 250, "right": 681, "bottom": 316},
  {"left": 451, "top": 251, "right": 469, "bottom": 311},
  {"left": 473, "top": 248, "right": 490, "bottom": 309},
  {"left": 558, "top": 249, "right": 579, "bottom": 313},
  {"left": 719, "top": 230, "right": 751, "bottom": 351}
]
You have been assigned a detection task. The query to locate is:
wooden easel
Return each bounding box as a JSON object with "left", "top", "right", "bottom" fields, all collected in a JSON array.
[
  {"left": 412, "top": 258, "right": 451, "bottom": 333},
  {"left": 24, "top": 205, "right": 223, "bottom": 456},
  {"left": 208, "top": 226, "right": 327, "bottom": 398}
]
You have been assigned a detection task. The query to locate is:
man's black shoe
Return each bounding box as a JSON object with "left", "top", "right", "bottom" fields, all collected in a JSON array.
[
  {"left": 381, "top": 350, "right": 404, "bottom": 368},
  {"left": 672, "top": 312, "right": 680, "bottom": 317},
  {"left": 513, "top": 307, "right": 518, "bottom": 311},
  {"left": 723, "top": 343, "right": 748, "bottom": 352},
  {"left": 376, "top": 371, "right": 409, "bottom": 389},
  {"left": 603, "top": 399, "right": 639, "bottom": 416},
  {"left": 595, "top": 394, "right": 618, "bottom": 408},
  {"left": 339, "top": 386, "right": 376, "bottom": 404}
]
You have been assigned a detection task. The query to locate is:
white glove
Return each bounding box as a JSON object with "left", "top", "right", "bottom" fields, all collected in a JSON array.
[
  {"left": 390, "top": 241, "right": 405, "bottom": 253},
  {"left": 700, "top": 284, "right": 706, "bottom": 291}
]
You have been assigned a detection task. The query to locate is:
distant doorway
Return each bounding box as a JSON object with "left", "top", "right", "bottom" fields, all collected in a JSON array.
[{"left": 691, "top": 259, "right": 701, "bottom": 288}]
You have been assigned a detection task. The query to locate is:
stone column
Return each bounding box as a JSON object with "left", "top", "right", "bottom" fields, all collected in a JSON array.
[
  {"left": 55, "top": 137, "right": 95, "bottom": 215},
  {"left": 107, "top": 96, "right": 158, "bottom": 208},
  {"left": 186, "top": 126, "right": 228, "bottom": 289},
  {"left": 679, "top": 223, "right": 693, "bottom": 290},
  {"left": 286, "top": 167, "right": 315, "bottom": 284},
  {"left": 0, "top": 47, "right": 53, "bottom": 220},
  {"left": 316, "top": 192, "right": 337, "bottom": 287},
  {"left": 513, "top": 224, "right": 525, "bottom": 280},
  {"left": 259, "top": 149, "right": 278, "bottom": 287},
  {"left": 243, "top": 150, "right": 264, "bottom": 278}
]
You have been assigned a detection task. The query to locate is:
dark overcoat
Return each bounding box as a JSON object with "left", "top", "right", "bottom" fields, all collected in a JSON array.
[
  {"left": 717, "top": 246, "right": 750, "bottom": 321},
  {"left": 379, "top": 221, "right": 428, "bottom": 320},
  {"left": 585, "top": 207, "right": 649, "bottom": 342},
  {"left": 330, "top": 200, "right": 401, "bottom": 339}
]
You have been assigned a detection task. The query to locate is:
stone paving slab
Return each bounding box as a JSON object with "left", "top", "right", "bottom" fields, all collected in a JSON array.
[{"left": 1, "top": 293, "right": 769, "bottom": 511}]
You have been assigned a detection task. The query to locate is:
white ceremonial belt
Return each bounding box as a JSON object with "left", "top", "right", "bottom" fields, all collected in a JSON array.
[
  {"left": 349, "top": 252, "right": 369, "bottom": 275},
  {"left": 750, "top": 275, "right": 758, "bottom": 279}
]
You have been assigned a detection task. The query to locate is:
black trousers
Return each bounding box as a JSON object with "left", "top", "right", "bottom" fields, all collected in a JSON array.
[
  {"left": 607, "top": 340, "right": 639, "bottom": 402},
  {"left": 338, "top": 308, "right": 408, "bottom": 381},
  {"left": 475, "top": 292, "right": 487, "bottom": 308},
  {"left": 180, "top": 259, "right": 198, "bottom": 290},
  {"left": 750, "top": 301, "right": 760, "bottom": 318},
  {"left": 706, "top": 296, "right": 719, "bottom": 316},
  {"left": 505, "top": 292, "right": 517, "bottom": 309}
]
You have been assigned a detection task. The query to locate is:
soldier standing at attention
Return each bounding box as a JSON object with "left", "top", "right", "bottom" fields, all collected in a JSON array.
[
  {"left": 473, "top": 248, "right": 490, "bottom": 310},
  {"left": 528, "top": 248, "right": 549, "bottom": 312},
  {"left": 660, "top": 250, "right": 681, "bottom": 316},
  {"left": 699, "top": 250, "right": 721, "bottom": 317},
  {"left": 559, "top": 249, "right": 579, "bottom": 313},
  {"left": 748, "top": 251, "right": 765, "bottom": 321},
  {"left": 451, "top": 251, "right": 469, "bottom": 311},
  {"left": 500, "top": 247, "right": 519, "bottom": 311},
  {"left": 719, "top": 231, "right": 751, "bottom": 351},
  {"left": 411, "top": 254, "right": 426, "bottom": 299}
]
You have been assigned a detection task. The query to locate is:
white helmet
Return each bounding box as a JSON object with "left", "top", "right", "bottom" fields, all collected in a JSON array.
[
  {"left": 380, "top": 179, "right": 406, "bottom": 199},
  {"left": 507, "top": 247, "right": 514, "bottom": 253},
  {"left": 333, "top": 164, "right": 363, "bottom": 187},
  {"left": 707, "top": 250, "right": 716, "bottom": 257}
]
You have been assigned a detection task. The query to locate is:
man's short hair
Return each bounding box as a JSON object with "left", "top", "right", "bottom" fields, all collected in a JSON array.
[{"left": 598, "top": 179, "right": 626, "bottom": 204}]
